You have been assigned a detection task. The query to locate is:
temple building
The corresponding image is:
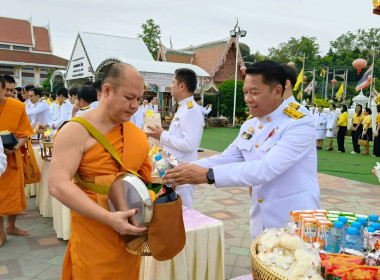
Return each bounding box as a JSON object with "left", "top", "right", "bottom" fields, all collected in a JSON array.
[
  {"left": 157, "top": 37, "right": 245, "bottom": 91},
  {"left": 0, "top": 16, "right": 67, "bottom": 87}
]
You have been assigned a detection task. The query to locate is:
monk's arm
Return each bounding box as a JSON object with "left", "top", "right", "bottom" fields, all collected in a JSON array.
[
  {"left": 4, "top": 137, "right": 27, "bottom": 154},
  {"left": 48, "top": 122, "right": 147, "bottom": 235}
]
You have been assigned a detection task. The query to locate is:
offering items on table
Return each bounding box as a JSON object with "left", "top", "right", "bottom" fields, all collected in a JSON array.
[{"left": 0, "top": 130, "right": 18, "bottom": 150}]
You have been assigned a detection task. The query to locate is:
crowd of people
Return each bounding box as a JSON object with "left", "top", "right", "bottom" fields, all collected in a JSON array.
[{"left": 0, "top": 60, "right": 377, "bottom": 279}]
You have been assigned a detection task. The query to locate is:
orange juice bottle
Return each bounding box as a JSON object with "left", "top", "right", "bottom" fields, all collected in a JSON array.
[
  {"left": 317, "top": 220, "right": 333, "bottom": 249},
  {"left": 301, "top": 218, "right": 318, "bottom": 243}
]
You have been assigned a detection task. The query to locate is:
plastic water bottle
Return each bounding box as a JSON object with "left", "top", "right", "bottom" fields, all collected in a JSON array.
[
  {"left": 371, "top": 222, "right": 380, "bottom": 231},
  {"left": 326, "top": 221, "right": 344, "bottom": 253},
  {"left": 343, "top": 227, "right": 362, "bottom": 252},
  {"left": 338, "top": 216, "right": 348, "bottom": 229},
  {"left": 350, "top": 221, "right": 363, "bottom": 249},
  {"left": 154, "top": 154, "right": 172, "bottom": 177},
  {"left": 368, "top": 215, "right": 379, "bottom": 226},
  {"left": 357, "top": 217, "right": 368, "bottom": 229}
]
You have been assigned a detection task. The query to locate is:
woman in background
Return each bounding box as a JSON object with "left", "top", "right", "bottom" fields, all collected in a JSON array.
[
  {"left": 362, "top": 107, "right": 373, "bottom": 155},
  {"left": 337, "top": 104, "right": 348, "bottom": 153},
  {"left": 326, "top": 103, "right": 337, "bottom": 151},
  {"left": 351, "top": 104, "right": 364, "bottom": 154},
  {"left": 373, "top": 105, "right": 380, "bottom": 157},
  {"left": 315, "top": 106, "right": 327, "bottom": 150}
]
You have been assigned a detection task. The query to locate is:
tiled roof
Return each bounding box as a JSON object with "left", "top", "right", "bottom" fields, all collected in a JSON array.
[
  {"left": 160, "top": 38, "right": 244, "bottom": 77},
  {"left": 0, "top": 49, "right": 67, "bottom": 67},
  {"left": 33, "top": 26, "right": 51, "bottom": 52},
  {"left": 0, "top": 17, "right": 33, "bottom": 46}
]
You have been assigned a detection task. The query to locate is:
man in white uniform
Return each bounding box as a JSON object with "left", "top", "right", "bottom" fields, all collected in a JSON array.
[
  {"left": 26, "top": 88, "right": 53, "bottom": 127},
  {"left": 75, "top": 86, "right": 98, "bottom": 116},
  {"left": 162, "top": 61, "right": 321, "bottom": 239},
  {"left": 131, "top": 107, "right": 144, "bottom": 129},
  {"left": 0, "top": 137, "right": 6, "bottom": 177},
  {"left": 149, "top": 96, "right": 158, "bottom": 113},
  {"left": 42, "top": 88, "right": 73, "bottom": 130},
  {"left": 147, "top": 68, "right": 204, "bottom": 208}
]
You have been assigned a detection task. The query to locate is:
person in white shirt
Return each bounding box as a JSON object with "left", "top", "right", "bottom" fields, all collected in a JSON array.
[
  {"left": 139, "top": 98, "right": 151, "bottom": 114},
  {"left": 68, "top": 87, "right": 79, "bottom": 117},
  {"left": 131, "top": 107, "right": 144, "bottom": 129},
  {"left": 195, "top": 96, "right": 212, "bottom": 117},
  {"left": 26, "top": 88, "right": 53, "bottom": 127},
  {"left": 162, "top": 61, "right": 320, "bottom": 239},
  {"left": 315, "top": 106, "right": 327, "bottom": 150},
  {"left": 149, "top": 96, "right": 158, "bottom": 113},
  {"left": 0, "top": 137, "right": 6, "bottom": 177},
  {"left": 75, "top": 86, "right": 98, "bottom": 116},
  {"left": 326, "top": 103, "right": 337, "bottom": 151},
  {"left": 42, "top": 88, "right": 73, "bottom": 130},
  {"left": 49, "top": 93, "right": 60, "bottom": 121},
  {"left": 147, "top": 68, "right": 204, "bottom": 208}
]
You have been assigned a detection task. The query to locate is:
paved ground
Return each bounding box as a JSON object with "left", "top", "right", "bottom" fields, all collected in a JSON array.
[{"left": 1, "top": 148, "right": 380, "bottom": 279}]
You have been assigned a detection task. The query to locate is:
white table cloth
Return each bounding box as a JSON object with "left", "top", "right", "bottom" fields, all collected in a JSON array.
[
  {"left": 52, "top": 197, "right": 71, "bottom": 240},
  {"left": 139, "top": 206, "right": 225, "bottom": 280},
  {"left": 35, "top": 160, "right": 53, "bottom": 217},
  {"left": 25, "top": 146, "right": 43, "bottom": 198}
]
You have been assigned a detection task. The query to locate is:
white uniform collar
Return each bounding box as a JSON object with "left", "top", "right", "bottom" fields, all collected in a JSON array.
[
  {"left": 258, "top": 100, "right": 287, "bottom": 124},
  {"left": 178, "top": 96, "right": 194, "bottom": 108},
  {"left": 285, "top": 95, "right": 297, "bottom": 103}
]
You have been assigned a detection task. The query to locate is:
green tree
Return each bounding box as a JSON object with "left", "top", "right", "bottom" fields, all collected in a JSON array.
[
  {"left": 138, "top": 19, "right": 161, "bottom": 60},
  {"left": 218, "top": 80, "right": 245, "bottom": 119},
  {"left": 41, "top": 70, "right": 53, "bottom": 92}
]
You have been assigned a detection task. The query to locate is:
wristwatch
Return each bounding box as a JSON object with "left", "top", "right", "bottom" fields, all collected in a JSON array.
[{"left": 206, "top": 168, "right": 215, "bottom": 184}]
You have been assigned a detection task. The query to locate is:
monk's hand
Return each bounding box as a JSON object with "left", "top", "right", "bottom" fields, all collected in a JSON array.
[
  {"left": 146, "top": 125, "right": 164, "bottom": 140},
  {"left": 163, "top": 163, "right": 209, "bottom": 187},
  {"left": 4, "top": 147, "right": 18, "bottom": 155},
  {"left": 109, "top": 209, "right": 147, "bottom": 236}
]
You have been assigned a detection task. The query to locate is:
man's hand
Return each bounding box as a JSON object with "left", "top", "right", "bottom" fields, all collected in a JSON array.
[
  {"left": 146, "top": 125, "right": 164, "bottom": 140},
  {"left": 4, "top": 147, "right": 17, "bottom": 155},
  {"left": 163, "top": 163, "right": 209, "bottom": 187},
  {"left": 40, "top": 124, "right": 49, "bottom": 129},
  {"left": 107, "top": 209, "right": 147, "bottom": 236}
]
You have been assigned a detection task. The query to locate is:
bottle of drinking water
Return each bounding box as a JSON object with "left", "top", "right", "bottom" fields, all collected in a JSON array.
[
  {"left": 326, "top": 221, "right": 344, "bottom": 253},
  {"left": 343, "top": 227, "right": 362, "bottom": 252},
  {"left": 155, "top": 154, "right": 172, "bottom": 177}
]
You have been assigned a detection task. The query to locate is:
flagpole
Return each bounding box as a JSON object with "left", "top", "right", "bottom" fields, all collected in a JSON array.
[
  {"left": 312, "top": 68, "right": 315, "bottom": 102},
  {"left": 369, "top": 46, "right": 376, "bottom": 107},
  {"left": 344, "top": 69, "right": 348, "bottom": 103},
  {"left": 325, "top": 67, "right": 329, "bottom": 100},
  {"left": 300, "top": 53, "right": 305, "bottom": 102},
  {"left": 331, "top": 69, "right": 336, "bottom": 100}
]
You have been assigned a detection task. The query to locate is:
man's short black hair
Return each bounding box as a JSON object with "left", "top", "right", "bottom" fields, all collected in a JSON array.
[
  {"left": 44, "top": 91, "right": 50, "bottom": 98},
  {"left": 92, "top": 80, "right": 102, "bottom": 92},
  {"left": 56, "top": 87, "right": 68, "bottom": 98},
  {"left": 25, "top": 85, "right": 34, "bottom": 92},
  {"left": 83, "top": 80, "right": 93, "bottom": 86},
  {"left": 194, "top": 96, "right": 202, "bottom": 101},
  {"left": 101, "top": 63, "right": 124, "bottom": 90},
  {"left": 174, "top": 68, "right": 198, "bottom": 93},
  {"left": 0, "top": 76, "right": 5, "bottom": 89},
  {"left": 68, "top": 87, "right": 79, "bottom": 97},
  {"left": 77, "top": 86, "right": 98, "bottom": 104},
  {"left": 31, "top": 87, "right": 43, "bottom": 97},
  {"left": 281, "top": 64, "right": 298, "bottom": 88},
  {"left": 17, "top": 92, "right": 25, "bottom": 102},
  {"left": 246, "top": 60, "right": 286, "bottom": 95},
  {"left": 49, "top": 93, "right": 56, "bottom": 100},
  {"left": 15, "top": 87, "right": 22, "bottom": 93},
  {"left": 3, "top": 75, "right": 15, "bottom": 84}
]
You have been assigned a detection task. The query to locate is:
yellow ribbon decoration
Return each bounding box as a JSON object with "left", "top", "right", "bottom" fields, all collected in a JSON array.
[
  {"left": 145, "top": 109, "right": 154, "bottom": 117},
  {"left": 149, "top": 145, "right": 160, "bottom": 156}
]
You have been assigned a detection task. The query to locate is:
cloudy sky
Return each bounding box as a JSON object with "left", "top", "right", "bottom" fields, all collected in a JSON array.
[{"left": 4, "top": 0, "right": 379, "bottom": 60}]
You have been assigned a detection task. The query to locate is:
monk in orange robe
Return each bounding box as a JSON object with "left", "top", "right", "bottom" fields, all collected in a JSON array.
[
  {"left": 49, "top": 63, "right": 151, "bottom": 280},
  {"left": 0, "top": 76, "right": 34, "bottom": 247}
]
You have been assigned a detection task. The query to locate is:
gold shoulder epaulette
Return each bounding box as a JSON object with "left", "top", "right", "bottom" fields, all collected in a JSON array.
[
  {"left": 288, "top": 102, "right": 301, "bottom": 110},
  {"left": 284, "top": 107, "right": 305, "bottom": 119},
  {"left": 187, "top": 101, "right": 193, "bottom": 109},
  {"left": 80, "top": 105, "right": 90, "bottom": 111},
  {"left": 246, "top": 115, "right": 253, "bottom": 120}
]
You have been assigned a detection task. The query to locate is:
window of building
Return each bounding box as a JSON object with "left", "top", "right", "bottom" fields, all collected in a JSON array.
[
  {"left": 13, "top": 46, "right": 30, "bottom": 51},
  {"left": 0, "top": 44, "right": 10, "bottom": 49}
]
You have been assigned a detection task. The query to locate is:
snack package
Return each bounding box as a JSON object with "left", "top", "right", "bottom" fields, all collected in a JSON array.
[
  {"left": 364, "top": 230, "right": 380, "bottom": 252},
  {"left": 367, "top": 250, "right": 380, "bottom": 266},
  {"left": 301, "top": 218, "right": 317, "bottom": 243}
]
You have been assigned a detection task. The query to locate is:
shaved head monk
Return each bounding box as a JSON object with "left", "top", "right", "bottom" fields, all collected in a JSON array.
[
  {"left": 48, "top": 63, "right": 152, "bottom": 280},
  {"left": 0, "top": 75, "right": 34, "bottom": 247}
]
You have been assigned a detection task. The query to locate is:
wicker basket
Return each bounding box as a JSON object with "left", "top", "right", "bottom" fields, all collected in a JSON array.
[
  {"left": 123, "top": 234, "right": 151, "bottom": 256},
  {"left": 251, "top": 237, "right": 288, "bottom": 280}
]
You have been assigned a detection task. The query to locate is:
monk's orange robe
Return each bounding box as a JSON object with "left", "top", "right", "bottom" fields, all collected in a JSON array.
[
  {"left": 62, "top": 122, "right": 152, "bottom": 280},
  {"left": 0, "top": 98, "right": 34, "bottom": 216}
]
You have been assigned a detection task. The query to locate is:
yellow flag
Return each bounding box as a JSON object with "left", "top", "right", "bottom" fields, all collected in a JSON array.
[
  {"left": 337, "top": 83, "right": 344, "bottom": 98},
  {"left": 296, "top": 89, "right": 302, "bottom": 100},
  {"left": 293, "top": 68, "right": 304, "bottom": 91}
]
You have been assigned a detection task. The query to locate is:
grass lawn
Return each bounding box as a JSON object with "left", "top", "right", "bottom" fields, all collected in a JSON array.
[{"left": 200, "top": 127, "right": 380, "bottom": 185}]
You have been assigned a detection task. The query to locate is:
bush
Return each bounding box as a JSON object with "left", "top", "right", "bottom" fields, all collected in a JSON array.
[
  {"left": 218, "top": 80, "right": 246, "bottom": 119},
  {"left": 314, "top": 98, "right": 331, "bottom": 108}
]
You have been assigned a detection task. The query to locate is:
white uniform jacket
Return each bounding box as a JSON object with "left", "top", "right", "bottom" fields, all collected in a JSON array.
[
  {"left": 150, "top": 104, "right": 158, "bottom": 113},
  {"left": 314, "top": 112, "right": 327, "bottom": 130},
  {"left": 326, "top": 110, "right": 337, "bottom": 130},
  {"left": 0, "top": 137, "right": 7, "bottom": 177},
  {"left": 194, "top": 101, "right": 321, "bottom": 239},
  {"left": 48, "top": 99, "right": 73, "bottom": 130},
  {"left": 160, "top": 96, "right": 204, "bottom": 208},
  {"left": 131, "top": 107, "right": 144, "bottom": 129},
  {"left": 50, "top": 101, "right": 60, "bottom": 121},
  {"left": 26, "top": 99, "right": 53, "bottom": 127}
]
